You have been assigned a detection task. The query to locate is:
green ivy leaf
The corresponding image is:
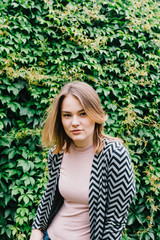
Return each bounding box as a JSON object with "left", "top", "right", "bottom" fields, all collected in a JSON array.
[{"left": 127, "top": 214, "right": 136, "bottom": 225}]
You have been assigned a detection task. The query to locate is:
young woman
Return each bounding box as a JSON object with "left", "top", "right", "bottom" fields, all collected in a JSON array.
[{"left": 30, "top": 81, "right": 136, "bottom": 240}]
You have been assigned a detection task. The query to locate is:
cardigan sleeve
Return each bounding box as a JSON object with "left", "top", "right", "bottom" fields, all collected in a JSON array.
[
  {"left": 103, "top": 144, "right": 136, "bottom": 240},
  {"left": 31, "top": 148, "right": 61, "bottom": 232}
]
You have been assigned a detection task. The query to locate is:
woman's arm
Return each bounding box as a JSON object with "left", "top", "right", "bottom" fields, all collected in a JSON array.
[
  {"left": 30, "top": 229, "right": 43, "bottom": 240},
  {"left": 103, "top": 144, "right": 136, "bottom": 239},
  {"left": 31, "top": 149, "right": 63, "bottom": 232}
]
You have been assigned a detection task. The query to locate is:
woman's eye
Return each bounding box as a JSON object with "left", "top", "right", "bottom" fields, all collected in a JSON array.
[
  {"left": 63, "top": 114, "right": 71, "bottom": 117},
  {"left": 80, "top": 112, "right": 86, "bottom": 116}
]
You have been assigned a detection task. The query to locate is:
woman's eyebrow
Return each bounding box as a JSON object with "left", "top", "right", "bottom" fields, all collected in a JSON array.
[
  {"left": 61, "top": 109, "right": 84, "bottom": 113},
  {"left": 78, "top": 109, "right": 85, "bottom": 112}
]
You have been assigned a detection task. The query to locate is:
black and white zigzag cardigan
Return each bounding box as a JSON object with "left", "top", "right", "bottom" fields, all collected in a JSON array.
[{"left": 32, "top": 140, "right": 136, "bottom": 240}]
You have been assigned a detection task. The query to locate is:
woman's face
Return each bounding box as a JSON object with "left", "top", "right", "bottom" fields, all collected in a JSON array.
[{"left": 61, "top": 95, "right": 95, "bottom": 148}]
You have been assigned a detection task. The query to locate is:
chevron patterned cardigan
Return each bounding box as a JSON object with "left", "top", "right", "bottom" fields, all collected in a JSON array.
[{"left": 32, "top": 140, "right": 136, "bottom": 240}]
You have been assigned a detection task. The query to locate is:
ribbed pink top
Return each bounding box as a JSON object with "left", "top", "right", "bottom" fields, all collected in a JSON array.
[{"left": 47, "top": 143, "right": 94, "bottom": 240}]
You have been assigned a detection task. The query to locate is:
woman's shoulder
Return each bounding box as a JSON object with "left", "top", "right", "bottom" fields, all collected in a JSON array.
[
  {"left": 48, "top": 146, "right": 63, "bottom": 156},
  {"left": 102, "top": 138, "right": 131, "bottom": 164},
  {"left": 103, "top": 137, "right": 123, "bottom": 147},
  {"left": 47, "top": 147, "right": 63, "bottom": 170},
  {"left": 102, "top": 138, "right": 128, "bottom": 154},
  {"left": 47, "top": 146, "right": 63, "bottom": 162},
  {"left": 49, "top": 146, "right": 56, "bottom": 155}
]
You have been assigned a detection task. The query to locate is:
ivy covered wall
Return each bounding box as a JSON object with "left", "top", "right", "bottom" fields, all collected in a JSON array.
[{"left": 0, "top": 0, "right": 160, "bottom": 239}]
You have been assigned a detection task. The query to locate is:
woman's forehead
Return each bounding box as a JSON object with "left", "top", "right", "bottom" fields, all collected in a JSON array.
[{"left": 61, "top": 95, "right": 83, "bottom": 111}]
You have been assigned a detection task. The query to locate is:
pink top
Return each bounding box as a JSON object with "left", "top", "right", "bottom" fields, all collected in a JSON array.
[{"left": 47, "top": 143, "right": 94, "bottom": 240}]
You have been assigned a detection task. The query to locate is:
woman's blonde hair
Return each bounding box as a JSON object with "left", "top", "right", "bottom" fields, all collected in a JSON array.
[{"left": 42, "top": 81, "right": 119, "bottom": 153}]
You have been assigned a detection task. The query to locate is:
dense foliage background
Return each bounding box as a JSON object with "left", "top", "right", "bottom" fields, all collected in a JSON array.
[{"left": 0, "top": 0, "right": 159, "bottom": 239}]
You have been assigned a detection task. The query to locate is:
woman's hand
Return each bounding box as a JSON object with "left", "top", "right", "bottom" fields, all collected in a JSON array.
[{"left": 30, "top": 229, "right": 43, "bottom": 240}]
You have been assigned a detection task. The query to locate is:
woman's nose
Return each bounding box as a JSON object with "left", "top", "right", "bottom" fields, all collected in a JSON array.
[{"left": 72, "top": 116, "right": 79, "bottom": 126}]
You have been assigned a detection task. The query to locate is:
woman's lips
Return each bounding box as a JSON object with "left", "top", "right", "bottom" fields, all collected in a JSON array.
[{"left": 71, "top": 129, "right": 82, "bottom": 134}]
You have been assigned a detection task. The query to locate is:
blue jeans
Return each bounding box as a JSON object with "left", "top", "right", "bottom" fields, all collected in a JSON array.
[{"left": 43, "top": 231, "right": 51, "bottom": 240}]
